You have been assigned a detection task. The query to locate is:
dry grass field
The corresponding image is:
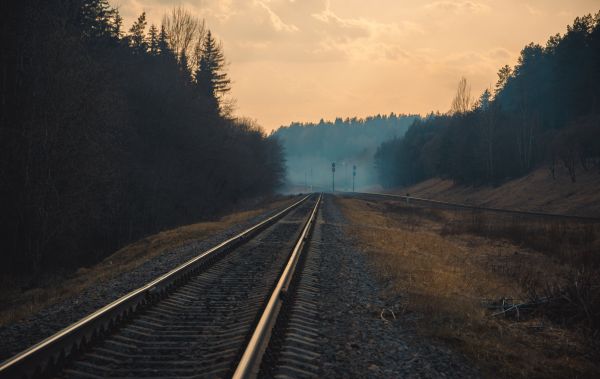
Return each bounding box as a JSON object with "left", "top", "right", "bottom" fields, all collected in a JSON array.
[
  {"left": 338, "top": 196, "right": 600, "bottom": 378},
  {"left": 0, "top": 197, "right": 295, "bottom": 327},
  {"left": 390, "top": 165, "right": 600, "bottom": 218}
]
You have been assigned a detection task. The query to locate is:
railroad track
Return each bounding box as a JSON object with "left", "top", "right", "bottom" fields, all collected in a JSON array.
[
  {"left": 0, "top": 194, "right": 322, "bottom": 379},
  {"left": 346, "top": 191, "right": 600, "bottom": 222}
]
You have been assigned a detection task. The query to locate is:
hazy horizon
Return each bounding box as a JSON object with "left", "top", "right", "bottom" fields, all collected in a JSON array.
[{"left": 112, "top": 0, "right": 600, "bottom": 131}]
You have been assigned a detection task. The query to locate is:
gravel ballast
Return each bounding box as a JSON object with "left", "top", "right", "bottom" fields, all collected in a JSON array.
[{"left": 317, "top": 194, "right": 480, "bottom": 378}]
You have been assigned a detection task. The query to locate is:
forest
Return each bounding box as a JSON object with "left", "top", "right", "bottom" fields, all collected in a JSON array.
[
  {"left": 375, "top": 12, "right": 600, "bottom": 188},
  {"left": 273, "top": 114, "right": 418, "bottom": 190},
  {"left": 0, "top": 1, "right": 285, "bottom": 277}
]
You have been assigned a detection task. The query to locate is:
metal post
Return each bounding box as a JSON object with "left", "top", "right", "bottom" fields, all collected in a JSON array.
[{"left": 331, "top": 162, "right": 336, "bottom": 192}]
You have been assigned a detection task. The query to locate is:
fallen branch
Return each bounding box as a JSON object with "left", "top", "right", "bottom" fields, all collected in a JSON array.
[
  {"left": 380, "top": 308, "right": 397, "bottom": 322},
  {"left": 484, "top": 297, "right": 551, "bottom": 320}
]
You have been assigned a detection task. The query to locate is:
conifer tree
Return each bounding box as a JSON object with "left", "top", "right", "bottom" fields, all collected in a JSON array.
[
  {"left": 128, "top": 12, "right": 147, "bottom": 53},
  {"left": 478, "top": 88, "right": 492, "bottom": 111},
  {"left": 148, "top": 24, "right": 159, "bottom": 55},
  {"left": 495, "top": 65, "right": 512, "bottom": 94},
  {"left": 179, "top": 51, "right": 191, "bottom": 82},
  {"left": 158, "top": 25, "right": 171, "bottom": 56},
  {"left": 81, "top": 0, "right": 114, "bottom": 40},
  {"left": 111, "top": 9, "right": 123, "bottom": 40},
  {"left": 194, "top": 30, "right": 230, "bottom": 112}
]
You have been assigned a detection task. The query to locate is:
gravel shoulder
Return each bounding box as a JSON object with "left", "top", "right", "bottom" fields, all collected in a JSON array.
[{"left": 318, "top": 194, "right": 479, "bottom": 378}]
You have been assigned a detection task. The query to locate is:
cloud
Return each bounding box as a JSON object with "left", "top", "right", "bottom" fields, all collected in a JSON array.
[
  {"left": 488, "top": 47, "right": 512, "bottom": 61},
  {"left": 307, "top": 3, "right": 425, "bottom": 62},
  {"left": 384, "top": 46, "right": 412, "bottom": 61},
  {"left": 115, "top": 0, "right": 425, "bottom": 64},
  {"left": 255, "top": 1, "right": 299, "bottom": 33},
  {"left": 312, "top": 7, "right": 372, "bottom": 41},
  {"left": 425, "top": 0, "right": 491, "bottom": 14},
  {"left": 525, "top": 4, "right": 542, "bottom": 16}
]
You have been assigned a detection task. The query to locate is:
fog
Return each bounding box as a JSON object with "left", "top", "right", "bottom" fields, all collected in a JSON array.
[{"left": 272, "top": 114, "right": 418, "bottom": 192}]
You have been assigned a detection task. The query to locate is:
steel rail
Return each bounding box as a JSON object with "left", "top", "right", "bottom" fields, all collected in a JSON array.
[
  {"left": 232, "top": 194, "right": 322, "bottom": 379},
  {"left": 348, "top": 191, "right": 600, "bottom": 222},
  {"left": 0, "top": 195, "right": 311, "bottom": 379}
]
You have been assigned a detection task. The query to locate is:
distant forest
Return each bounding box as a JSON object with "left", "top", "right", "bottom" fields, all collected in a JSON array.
[
  {"left": 376, "top": 12, "right": 600, "bottom": 188},
  {"left": 273, "top": 114, "right": 419, "bottom": 190},
  {"left": 1, "top": 1, "right": 284, "bottom": 275}
]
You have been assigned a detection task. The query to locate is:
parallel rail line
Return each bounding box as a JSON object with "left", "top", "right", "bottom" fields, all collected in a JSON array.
[
  {"left": 348, "top": 191, "right": 600, "bottom": 222},
  {"left": 0, "top": 194, "right": 322, "bottom": 379}
]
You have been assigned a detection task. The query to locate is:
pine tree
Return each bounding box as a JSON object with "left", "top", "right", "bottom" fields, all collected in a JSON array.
[
  {"left": 194, "top": 30, "right": 230, "bottom": 112},
  {"left": 158, "top": 25, "right": 171, "bottom": 56},
  {"left": 179, "top": 51, "right": 191, "bottom": 82},
  {"left": 81, "top": 0, "right": 114, "bottom": 40},
  {"left": 478, "top": 88, "right": 492, "bottom": 111},
  {"left": 111, "top": 9, "right": 123, "bottom": 40},
  {"left": 148, "top": 24, "right": 159, "bottom": 55},
  {"left": 495, "top": 65, "right": 512, "bottom": 94},
  {"left": 128, "top": 12, "right": 147, "bottom": 53}
]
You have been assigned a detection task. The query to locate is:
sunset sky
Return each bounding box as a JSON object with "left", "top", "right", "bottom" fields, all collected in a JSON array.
[{"left": 112, "top": 0, "right": 600, "bottom": 131}]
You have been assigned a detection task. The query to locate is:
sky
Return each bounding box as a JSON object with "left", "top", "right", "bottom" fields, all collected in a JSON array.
[{"left": 111, "top": 0, "right": 600, "bottom": 131}]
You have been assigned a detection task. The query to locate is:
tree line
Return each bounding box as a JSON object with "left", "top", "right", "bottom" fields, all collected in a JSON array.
[
  {"left": 375, "top": 12, "right": 600, "bottom": 188},
  {"left": 0, "top": 1, "right": 284, "bottom": 276},
  {"left": 273, "top": 114, "right": 418, "bottom": 189}
]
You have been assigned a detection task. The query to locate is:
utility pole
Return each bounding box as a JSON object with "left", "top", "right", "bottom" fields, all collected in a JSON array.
[
  {"left": 352, "top": 165, "right": 356, "bottom": 192},
  {"left": 331, "top": 162, "right": 335, "bottom": 192}
]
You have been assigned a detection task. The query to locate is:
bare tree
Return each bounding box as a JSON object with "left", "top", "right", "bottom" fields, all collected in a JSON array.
[
  {"left": 450, "top": 77, "right": 473, "bottom": 114},
  {"left": 162, "top": 6, "right": 205, "bottom": 71}
]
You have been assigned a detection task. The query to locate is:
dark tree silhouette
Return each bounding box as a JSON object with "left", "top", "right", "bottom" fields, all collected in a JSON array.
[
  {"left": 128, "top": 12, "right": 147, "bottom": 53},
  {"left": 0, "top": 2, "right": 285, "bottom": 279},
  {"left": 148, "top": 24, "right": 159, "bottom": 55},
  {"left": 158, "top": 25, "right": 172, "bottom": 57},
  {"left": 111, "top": 9, "right": 123, "bottom": 39},
  {"left": 375, "top": 11, "right": 600, "bottom": 188},
  {"left": 195, "top": 30, "right": 231, "bottom": 114}
]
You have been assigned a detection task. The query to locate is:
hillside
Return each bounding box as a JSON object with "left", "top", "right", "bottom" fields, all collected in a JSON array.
[{"left": 391, "top": 165, "right": 600, "bottom": 217}]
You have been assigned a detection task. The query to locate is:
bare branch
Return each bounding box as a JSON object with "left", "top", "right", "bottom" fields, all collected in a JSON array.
[
  {"left": 450, "top": 77, "right": 473, "bottom": 114},
  {"left": 162, "top": 6, "right": 205, "bottom": 71}
]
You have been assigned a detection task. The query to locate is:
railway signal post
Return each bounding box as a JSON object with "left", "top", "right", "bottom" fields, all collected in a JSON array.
[{"left": 331, "top": 162, "right": 335, "bottom": 192}]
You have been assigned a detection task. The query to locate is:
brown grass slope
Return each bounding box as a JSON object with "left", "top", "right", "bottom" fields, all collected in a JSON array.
[
  {"left": 338, "top": 196, "right": 600, "bottom": 378},
  {"left": 394, "top": 165, "right": 600, "bottom": 217}
]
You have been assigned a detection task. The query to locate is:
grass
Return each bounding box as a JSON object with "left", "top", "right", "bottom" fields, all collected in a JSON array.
[
  {"left": 0, "top": 197, "right": 295, "bottom": 327},
  {"left": 395, "top": 164, "right": 600, "bottom": 217},
  {"left": 442, "top": 209, "right": 600, "bottom": 332},
  {"left": 337, "top": 196, "right": 600, "bottom": 378},
  {"left": 442, "top": 210, "right": 600, "bottom": 268}
]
